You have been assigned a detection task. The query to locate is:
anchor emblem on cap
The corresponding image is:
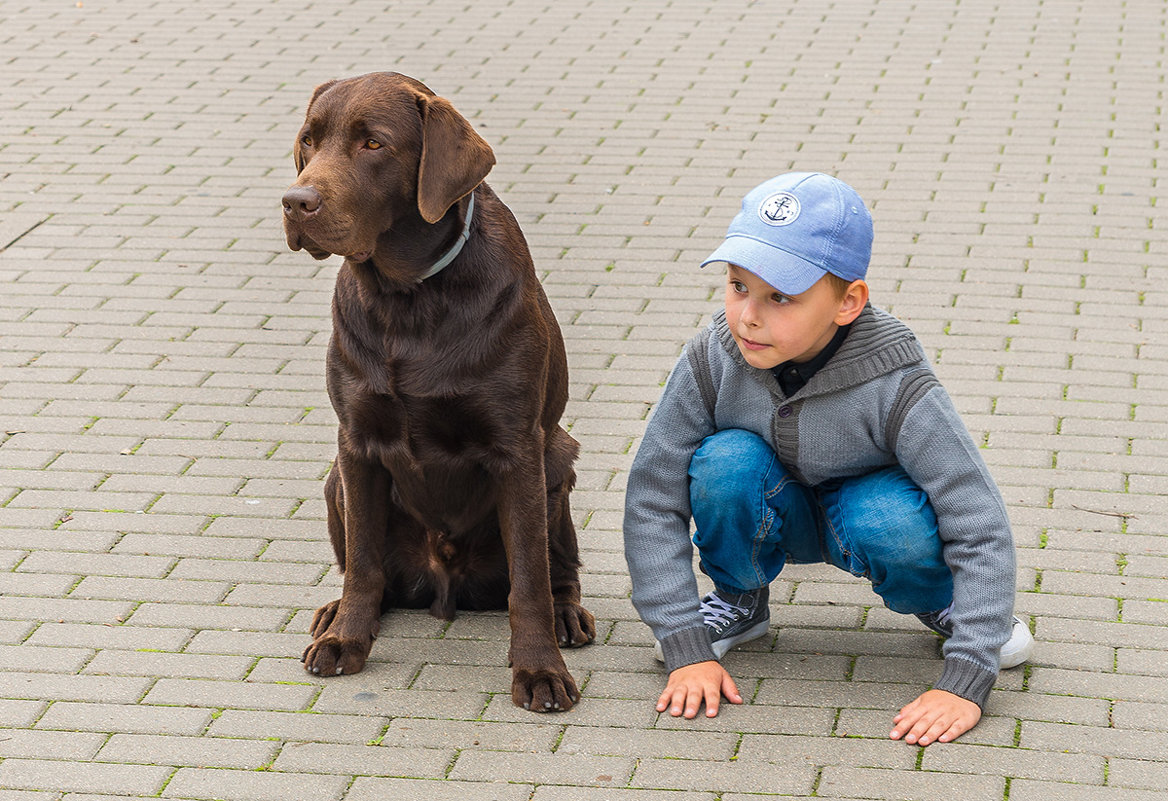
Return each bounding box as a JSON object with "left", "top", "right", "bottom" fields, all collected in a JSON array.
[{"left": 759, "top": 192, "right": 800, "bottom": 226}]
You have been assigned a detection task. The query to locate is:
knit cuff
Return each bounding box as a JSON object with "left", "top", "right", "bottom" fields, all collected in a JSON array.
[
  {"left": 660, "top": 626, "right": 717, "bottom": 673},
  {"left": 933, "top": 655, "right": 997, "bottom": 709}
]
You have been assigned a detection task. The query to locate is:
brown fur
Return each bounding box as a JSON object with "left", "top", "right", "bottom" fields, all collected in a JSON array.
[{"left": 281, "top": 72, "right": 594, "bottom": 712}]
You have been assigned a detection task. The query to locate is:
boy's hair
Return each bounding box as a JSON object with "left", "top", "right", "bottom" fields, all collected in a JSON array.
[{"left": 822, "top": 272, "right": 855, "bottom": 301}]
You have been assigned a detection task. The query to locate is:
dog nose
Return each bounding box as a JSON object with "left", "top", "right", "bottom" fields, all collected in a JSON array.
[{"left": 282, "top": 186, "right": 322, "bottom": 220}]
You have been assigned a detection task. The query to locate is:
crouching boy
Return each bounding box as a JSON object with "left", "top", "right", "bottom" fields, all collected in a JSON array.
[{"left": 622, "top": 172, "right": 1033, "bottom": 746}]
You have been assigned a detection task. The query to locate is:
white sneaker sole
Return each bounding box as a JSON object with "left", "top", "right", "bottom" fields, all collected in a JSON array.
[
  {"left": 1000, "top": 616, "right": 1035, "bottom": 669},
  {"left": 653, "top": 618, "right": 771, "bottom": 663}
]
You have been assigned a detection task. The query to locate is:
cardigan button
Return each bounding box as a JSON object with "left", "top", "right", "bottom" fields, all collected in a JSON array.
[{"left": 777, "top": 405, "right": 793, "bottom": 418}]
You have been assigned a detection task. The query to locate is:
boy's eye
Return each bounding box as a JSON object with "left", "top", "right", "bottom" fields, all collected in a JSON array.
[{"left": 771, "top": 293, "right": 790, "bottom": 304}]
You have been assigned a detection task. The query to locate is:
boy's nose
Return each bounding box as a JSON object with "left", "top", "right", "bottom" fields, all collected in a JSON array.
[{"left": 740, "top": 299, "right": 762, "bottom": 326}]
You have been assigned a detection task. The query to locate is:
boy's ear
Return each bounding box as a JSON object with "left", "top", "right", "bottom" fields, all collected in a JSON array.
[{"left": 835, "top": 280, "right": 869, "bottom": 325}]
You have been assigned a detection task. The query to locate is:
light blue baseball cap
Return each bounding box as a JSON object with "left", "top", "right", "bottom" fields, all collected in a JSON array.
[{"left": 701, "top": 172, "right": 873, "bottom": 295}]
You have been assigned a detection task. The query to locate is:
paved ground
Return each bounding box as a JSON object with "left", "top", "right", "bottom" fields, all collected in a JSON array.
[{"left": 1, "top": 0, "right": 1166, "bottom": 798}]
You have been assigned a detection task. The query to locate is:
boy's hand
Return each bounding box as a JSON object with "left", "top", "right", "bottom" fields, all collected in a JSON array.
[
  {"left": 890, "top": 689, "right": 981, "bottom": 746},
  {"left": 657, "top": 660, "right": 743, "bottom": 718}
]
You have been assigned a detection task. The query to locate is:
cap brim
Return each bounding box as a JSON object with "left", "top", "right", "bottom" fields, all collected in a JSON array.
[{"left": 700, "top": 236, "right": 827, "bottom": 296}]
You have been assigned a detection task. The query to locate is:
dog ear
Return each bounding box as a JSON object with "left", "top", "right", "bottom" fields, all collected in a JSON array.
[
  {"left": 309, "top": 80, "right": 339, "bottom": 107},
  {"left": 294, "top": 80, "right": 339, "bottom": 174},
  {"left": 416, "top": 95, "right": 496, "bottom": 224}
]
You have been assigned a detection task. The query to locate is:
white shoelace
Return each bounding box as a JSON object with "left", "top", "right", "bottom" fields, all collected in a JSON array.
[
  {"left": 700, "top": 593, "right": 749, "bottom": 631},
  {"left": 933, "top": 601, "right": 955, "bottom": 630}
]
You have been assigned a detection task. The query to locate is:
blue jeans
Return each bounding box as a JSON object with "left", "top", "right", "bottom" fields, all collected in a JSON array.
[{"left": 688, "top": 429, "right": 952, "bottom": 615}]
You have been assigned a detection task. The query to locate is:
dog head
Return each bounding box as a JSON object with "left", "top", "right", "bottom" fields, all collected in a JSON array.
[{"left": 281, "top": 72, "right": 496, "bottom": 263}]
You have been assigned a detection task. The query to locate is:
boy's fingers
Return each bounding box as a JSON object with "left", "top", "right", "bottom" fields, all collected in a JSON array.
[
  {"left": 684, "top": 687, "right": 703, "bottom": 719},
  {"left": 911, "top": 708, "right": 968, "bottom": 746},
  {"left": 917, "top": 715, "right": 956, "bottom": 747},
  {"left": 889, "top": 709, "right": 920, "bottom": 740},
  {"left": 721, "top": 674, "right": 743, "bottom": 704},
  {"left": 892, "top": 709, "right": 934, "bottom": 743},
  {"left": 906, "top": 715, "right": 941, "bottom": 745},
  {"left": 936, "top": 715, "right": 972, "bottom": 744},
  {"left": 704, "top": 688, "right": 720, "bottom": 717},
  {"left": 660, "top": 685, "right": 688, "bottom": 716}
]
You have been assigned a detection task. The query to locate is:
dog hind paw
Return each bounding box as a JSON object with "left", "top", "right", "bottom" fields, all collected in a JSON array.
[{"left": 554, "top": 602, "right": 596, "bottom": 648}]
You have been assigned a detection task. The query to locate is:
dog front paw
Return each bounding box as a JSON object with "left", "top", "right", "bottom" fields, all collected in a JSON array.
[
  {"left": 302, "top": 634, "right": 372, "bottom": 676},
  {"left": 302, "top": 599, "right": 379, "bottom": 676},
  {"left": 511, "top": 661, "right": 580, "bottom": 713}
]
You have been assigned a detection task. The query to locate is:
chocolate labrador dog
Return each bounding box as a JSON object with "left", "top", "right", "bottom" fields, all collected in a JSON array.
[{"left": 281, "top": 72, "right": 594, "bottom": 712}]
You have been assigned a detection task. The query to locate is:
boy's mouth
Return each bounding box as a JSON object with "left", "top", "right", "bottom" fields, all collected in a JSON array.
[{"left": 739, "top": 336, "right": 769, "bottom": 352}]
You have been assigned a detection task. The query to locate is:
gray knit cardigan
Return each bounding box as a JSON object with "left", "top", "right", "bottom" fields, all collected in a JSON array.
[{"left": 622, "top": 304, "right": 1017, "bottom": 708}]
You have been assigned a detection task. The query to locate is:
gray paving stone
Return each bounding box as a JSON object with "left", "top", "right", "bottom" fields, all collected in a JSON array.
[
  {"left": 70, "top": 576, "right": 229, "bottom": 604},
  {"left": 0, "top": 673, "right": 150, "bottom": 705},
  {"left": 631, "top": 757, "right": 816, "bottom": 795},
  {"left": 96, "top": 733, "right": 278, "bottom": 770},
  {"left": 534, "top": 790, "right": 714, "bottom": 801},
  {"left": 17, "top": 551, "right": 175, "bottom": 579},
  {"left": 35, "top": 702, "right": 211, "bottom": 737},
  {"left": 378, "top": 717, "right": 559, "bottom": 752},
  {"left": 0, "top": 645, "right": 93, "bottom": 674},
  {"left": 125, "top": 602, "right": 289, "bottom": 631},
  {"left": 161, "top": 768, "right": 348, "bottom": 801},
  {"left": 558, "top": 726, "right": 737, "bottom": 761},
  {"left": 0, "top": 759, "right": 170, "bottom": 796},
  {"left": 0, "top": 729, "right": 106, "bottom": 761},
  {"left": 0, "top": 791, "right": 56, "bottom": 801},
  {"left": 270, "top": 741, "right": 451, "bottom": 778},
  {"left": 345, "top": 778, "right": 531, "bottom": 801},
  {"left": 313, "top": 686, "right": 489, "bottom": 722},
  {"left": 817, "top": 767, "right": 1004, "bottom": 800},
  {"left": 921, "top": 741, "right": 1104, "bottom": 784},
  {"left": 1020, "top": 720, "right": 1168, "bottom": 761},
  {"left": 143, "top": 678, "right": 316, "bottom": 712},
  {"left": 450, "top": 750, "right": 635, "bottom": 787},
  {"left": 25, "top": 623, "right": 192, "bottom": 652},
  {"left": 167, "top": 558, "right": 323, "bottom": 585},
  {"left": 207, "top": 709, "right": 384, "bottom": 745},
  {"left": 0, "top": 700, "right": 47, "bottom": 730},
  {"left": 1008, "top": 780, "right": 1168, "bottom": 801},
  {"left": 82, "top": 650, "right": 255, "bottom": 681}
]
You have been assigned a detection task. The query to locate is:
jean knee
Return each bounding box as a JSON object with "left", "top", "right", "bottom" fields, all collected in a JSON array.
[
  {"left": 689, "top": 429, "right": 774, "bottom": 507},
  {"left": 838, "top": 469, "right": 942, "bottom": 569},
  {"left": 875, "top": 514, "right": 943, "bottom": 574}
]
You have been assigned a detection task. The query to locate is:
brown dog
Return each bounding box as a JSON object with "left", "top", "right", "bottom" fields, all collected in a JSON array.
[{"left": 281, "top": 72, "right": 594, "bottom": 712}]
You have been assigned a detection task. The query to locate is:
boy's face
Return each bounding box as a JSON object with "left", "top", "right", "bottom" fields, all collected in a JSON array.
[{"left": 724, "top": 264, "right": 865, "bottom": 370}]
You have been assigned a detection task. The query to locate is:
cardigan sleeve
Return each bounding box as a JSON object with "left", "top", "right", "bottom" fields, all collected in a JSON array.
[
  {"left": 890, "top": 377, "right": 1016, "bottom": 708},
  {"left": 622, "top": 342, "right": 720, "bottom": 672}
]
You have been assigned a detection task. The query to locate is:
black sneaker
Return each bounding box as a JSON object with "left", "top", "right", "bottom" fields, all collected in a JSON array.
[
  {"left": 915, "top": 604, "right": 1035, "bottom": 669},
  {"left": 915, "top": 604, "right": 955, "bottom": 637},
  {"left": 654, "top": 586, "right": 771, "bottom": 662}
]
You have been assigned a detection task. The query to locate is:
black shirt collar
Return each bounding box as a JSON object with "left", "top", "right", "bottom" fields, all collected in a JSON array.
[{"left": 773, "top": 323, "right": 851, "bottom": 397}]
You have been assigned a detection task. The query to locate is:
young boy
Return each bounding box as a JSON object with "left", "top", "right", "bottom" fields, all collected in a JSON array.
[{"left": 623, "top": 172, "right": 1033, "bottom": 747}]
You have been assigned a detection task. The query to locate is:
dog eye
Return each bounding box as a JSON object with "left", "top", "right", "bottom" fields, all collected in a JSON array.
[
  {"left": 364, "top": 139, "right": 382, "bottom": 150},
  {"left": 301, "top": 135, "right": 313, "bottom": 148}
]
